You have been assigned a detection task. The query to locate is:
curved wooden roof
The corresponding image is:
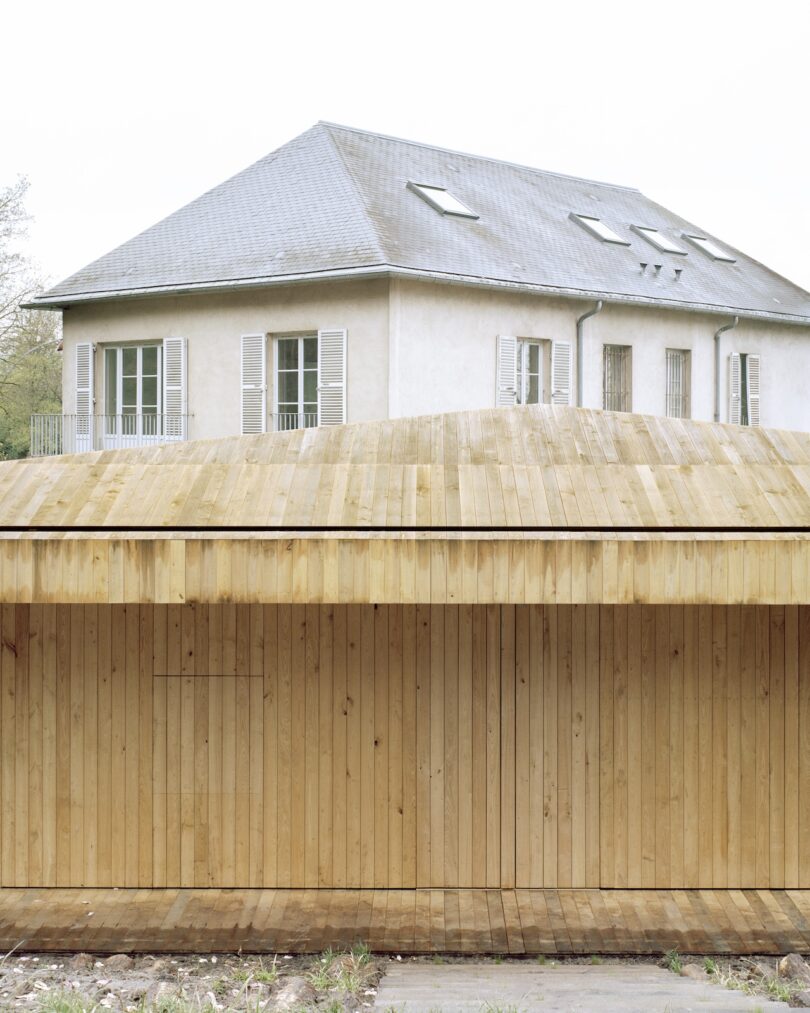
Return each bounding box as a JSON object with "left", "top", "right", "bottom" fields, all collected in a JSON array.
[{"left": 3, "top": 405, "right": 810, "bottom": 531}]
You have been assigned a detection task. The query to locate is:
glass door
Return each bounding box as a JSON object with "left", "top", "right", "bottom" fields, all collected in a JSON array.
[
  {"left": 104, "top": 345, "right": 162, "bottom": 446},
  {"left": 275, "top": 335, "right": 318, "bottom": 430}
]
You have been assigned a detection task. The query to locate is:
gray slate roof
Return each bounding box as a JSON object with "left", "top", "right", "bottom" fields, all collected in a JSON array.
[{"left": 32, "top": 123, "right": 810, "bottom": 323}]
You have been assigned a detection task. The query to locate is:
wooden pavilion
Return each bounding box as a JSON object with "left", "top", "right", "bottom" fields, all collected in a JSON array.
[{"left": 0, "top": 404, "right": 808, "bottom": 953}]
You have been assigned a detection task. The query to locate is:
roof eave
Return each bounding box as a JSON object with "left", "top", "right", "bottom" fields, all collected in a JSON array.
[{"left": 22, "top": 264, "right": 810, "bottom": 326}]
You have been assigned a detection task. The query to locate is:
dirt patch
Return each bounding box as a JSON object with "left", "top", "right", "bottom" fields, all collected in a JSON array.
[{"left": 0, "top": 946, "right": 381, "bottom": 1011}]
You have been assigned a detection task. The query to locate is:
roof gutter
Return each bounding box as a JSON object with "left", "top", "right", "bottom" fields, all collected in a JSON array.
[
  {"left": 714, "top": 316, "right": 739, "bottom": 422},
  {"left": 576, "top": 300, "right": 603, "bottom": 406},
  {"left": 23, "top": 264, "right": 810, "bottom": 327}
]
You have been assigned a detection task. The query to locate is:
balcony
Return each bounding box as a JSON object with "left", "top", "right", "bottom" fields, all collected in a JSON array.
[
  {"left": 272, "top": 411, "right": 318, "bottom": 432},
  {"left": 30, "top": 414, "right": 191, "bottom": 457},
  {"left": 29, "top": 412, "right": 319, "bottom": 456}
]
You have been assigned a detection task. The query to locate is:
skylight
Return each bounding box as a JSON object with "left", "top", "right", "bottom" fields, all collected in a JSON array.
[
  {"left": 632, "top": 226, "right": 686, "bottom": 255},
  {"left": 407, "top": 182, "right": 478, "bottom": 219},
  {"left": 682, "top": 234, "right": 736, "bottom": 262},
  {"left": 570, "top": 213, "right": 630, "bottom": 245}
]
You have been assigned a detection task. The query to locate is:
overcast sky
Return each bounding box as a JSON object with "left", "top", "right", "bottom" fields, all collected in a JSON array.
[{"left": 3, "top": 0, "right": 809, "bottom": 293}]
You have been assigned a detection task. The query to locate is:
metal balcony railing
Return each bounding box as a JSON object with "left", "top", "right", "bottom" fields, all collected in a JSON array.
[
  {"left": 30, "top": 414, "right": 191, "bottom": 457},
  {"left": 272, "top": 412, "right": 318, "bottom": 432}
]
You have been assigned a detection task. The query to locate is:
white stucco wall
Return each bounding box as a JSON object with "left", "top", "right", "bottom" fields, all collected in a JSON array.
[
  {"left": 388, "top": 277, "right": 586, "bottom": 417},
  {"left": 60, "top": 275, "right": 810, "bottom": 440},
  {"left": 61, "top": 278, "right": 390, "bottom": 439},
  {"left": 390, "top": 278, "right": 810, "bottom": 431}
]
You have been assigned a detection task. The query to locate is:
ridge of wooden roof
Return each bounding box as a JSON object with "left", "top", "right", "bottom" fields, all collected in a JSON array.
[{"left": 3, "top": 406, "right": 810, "bottom": 532}]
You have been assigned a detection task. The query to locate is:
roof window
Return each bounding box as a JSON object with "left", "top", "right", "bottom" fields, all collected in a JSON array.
[
  {"left": 682, "top": 234, "right": 736, "bottom": 262},
  {"left": 631, "top": 226, "right": 686, "bottom": 255},
  {"left": 570, "top": 213, "right": 630, "bottom": 246},
  {"left": 407, "top": 182, "right": 478, "bottom": 219}
]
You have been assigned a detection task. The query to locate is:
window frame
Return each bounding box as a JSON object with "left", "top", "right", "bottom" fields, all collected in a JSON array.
[
  {"left": 602, "top": 344, "right": 632, "bottom": 412},
  {"left": 682, "top": 234, "right": 736, "bottom": 262},
  {"left": 103, "top": 341, "right": 163, "bottom": 436},
  {"left": 406, "top": 181, "right": 479, "bottom": 219},
  {"left": 516, "top": 337, "right": 550, "bottom": 405},
  {"left": 570, "top": 213, "right": 631, "bottom": 246},
  {"left": 665, "top": 348, "right": 692, "bottom": 419},
  {"left": 272, "top": 333, "right": 319, "bottom": 431},
  {"left": 631, "top": 225, "right": 687, "bottom": 255}
]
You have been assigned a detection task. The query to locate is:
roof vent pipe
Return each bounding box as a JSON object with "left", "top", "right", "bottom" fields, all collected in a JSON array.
[
  {"left": 714, "top": 315, "right": 739, "bottom": 422},
  {"left": 576, "top": 300, "right": 604, "bottom": 407}
]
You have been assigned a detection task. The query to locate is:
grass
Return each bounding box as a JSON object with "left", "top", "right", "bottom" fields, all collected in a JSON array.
[
  {"left": 662, "top": 948, "right": 682, "bottom": 974},
  {"left": 589, "top": 955, "right": 604, "bottom": 965},
  {"left": 305, "top": 945, "right": 376, "bottom": 997},
  {"left": 38, "top": 992, "right": 98, "bottom": 1013},
  {"left": 703, "top": 956, "right": 718, "bottom": 975}
]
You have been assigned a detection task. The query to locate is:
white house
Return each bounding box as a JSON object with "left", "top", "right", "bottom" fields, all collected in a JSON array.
[{"left": 26, "top": 122, "right": 810, "bottom": 453}]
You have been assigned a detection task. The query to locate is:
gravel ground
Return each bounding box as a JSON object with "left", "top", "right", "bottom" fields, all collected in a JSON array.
[{"left": 0, "top": 950, "right": 806, "bottom": 1011}]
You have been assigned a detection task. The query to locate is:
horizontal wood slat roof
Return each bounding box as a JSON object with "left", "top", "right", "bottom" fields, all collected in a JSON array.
[{"left": 3, "top": 406, "right": 810, "bottom": 533}]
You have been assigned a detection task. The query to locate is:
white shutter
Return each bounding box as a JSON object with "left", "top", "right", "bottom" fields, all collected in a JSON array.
[
  {"left": 747, "top": 354, "right": 761, "bottom": 427},
  {"left": 75, "top": 342, "right": 94, "bottom": 452},
  {"left": 496, "top": 335, "right": 517, "bottom": 407},
  {"left": 240, "top": 334, "right": 267, "bottom": 434},
  {"left": 551, "top": 340, "right": 572, "bottom": 405},
  {"left": 163, "top": 336, "right": 187, "bottom": 439},
  {"left": 317, "top": 328, "right": 347, "bottom": 426},
  {"left": 728, "top": 352, "right": 741, "bottom": 425}
]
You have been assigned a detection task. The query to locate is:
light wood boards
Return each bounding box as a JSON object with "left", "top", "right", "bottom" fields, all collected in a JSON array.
[
  {"left": 2, "top": 534, "right": 810, "bottom": 605},
  {"left": 0, "top": 887, "right": 808, "bottom": 954},
  {"left": 7, "top": 405, "right": 810, "bottom": 531},
  {"left": 2, "top": 602, "right": 808, "bottom": 891}
]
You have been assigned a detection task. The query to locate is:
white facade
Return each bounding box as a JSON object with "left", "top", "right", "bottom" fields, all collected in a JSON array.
[{"left": 59, "top": 275, "right": 810, "bottom": 443}]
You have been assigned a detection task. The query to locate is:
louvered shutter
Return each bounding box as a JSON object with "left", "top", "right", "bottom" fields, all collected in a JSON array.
[
  {"left": 496, "top": 335, "right": 517, "bottom": 406},
  {"left": 163, "top": 336, "right": 187, "bottom": 439},
  {"left": 747, "top": 354, "right": 761, "bottom": 427},
  {"left": 729, "top": 352, "right": 741, "bottom": 424},
  {"left": 240, "top": 334, "right": 267, "bottom": 434},
  {"left": 551, "top": 340, "right": 572, "bottom": 405},
  {"left": 75, "top": 342, "right": 94, "bottom": 452},
  {"left": 317, "top": 328, "right": 347, "bottom": 426}
]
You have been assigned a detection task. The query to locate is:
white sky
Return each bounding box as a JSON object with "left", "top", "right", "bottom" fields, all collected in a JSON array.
[{"left": 3, "top": 0, "right": 809, "bottom": 292}]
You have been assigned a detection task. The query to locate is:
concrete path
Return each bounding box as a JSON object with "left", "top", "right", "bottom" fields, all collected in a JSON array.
[{"left": 374, "top": 963, "right": 791, "bottom": 1012}]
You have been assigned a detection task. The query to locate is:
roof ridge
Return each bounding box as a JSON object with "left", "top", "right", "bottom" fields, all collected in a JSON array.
[
  {"left": 317, "top": 120, "right": 641, "bottom": 194},
  {"left": 317, "top": 124, "right": 389, "bottom": 265}
]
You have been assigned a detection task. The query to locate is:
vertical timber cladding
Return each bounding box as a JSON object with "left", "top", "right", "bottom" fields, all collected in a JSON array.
[{"left": 1, "top": 602, "right": 810, "bottom": 889}]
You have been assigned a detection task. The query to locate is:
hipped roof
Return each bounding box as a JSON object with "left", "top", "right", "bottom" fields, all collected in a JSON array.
[
  {"left": 3, "top": 405, "right": 810, "bottom": 532},
  {"left": 31, "top": 123, "right": 810, "bottom": 324}
]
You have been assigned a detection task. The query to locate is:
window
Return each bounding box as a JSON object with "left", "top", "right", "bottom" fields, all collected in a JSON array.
[
  {"left": 682, "top": 235, "right": 736, "bottom": 262},
  {"left": 570, "top": 213, "right": 630, "bottom": 245},
  {"left": 632, "top": 226, "right": 687, "bottom": 255},
  {"left": 516, "top": 339, "right": 546, "bottom": 404},
  {"left": 407, "top": 182, "right": 478, "bottom": 218},
  {"left": 665, "top": 348, "right": 691, "bottom": 418},
  {"left": 729, "top": 352, "right": 761, "bottom": 426},
  {"left": 104, "top": 344, "right": 162, "bottom": 436},
  {"left": 603, "top": 345, "right": 632, "bottom": 412},
  {"left": 275, "top": 335, "right": 318, "bottom": 431}
]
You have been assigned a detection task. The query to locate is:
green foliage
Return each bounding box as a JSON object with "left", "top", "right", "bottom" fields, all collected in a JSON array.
[
  {"left": 703, "top": 956, "right": 718, "bottom": 974},
  {"left": 663, "top": 948, "right": 682, "bottom": 974},
  {"left": 38, "top": 990, "right": 97, "bottom": 1013},
  {"left": 0, "top": 176, "right": 62, "bottom": 459}
]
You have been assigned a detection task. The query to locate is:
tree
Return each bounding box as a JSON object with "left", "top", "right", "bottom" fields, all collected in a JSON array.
[{"left": 0, "top": 177, "right": 62, "bottom": 459}]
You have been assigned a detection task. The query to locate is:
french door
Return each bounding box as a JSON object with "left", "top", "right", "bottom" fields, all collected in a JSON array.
[{"left": 104, "top": 344, "right": 162, "bottom": 446}]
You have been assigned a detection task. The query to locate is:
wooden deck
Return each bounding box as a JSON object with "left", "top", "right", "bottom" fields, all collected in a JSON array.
[{"left": 1, "top": 889, "right": 810, "bottom": 955}]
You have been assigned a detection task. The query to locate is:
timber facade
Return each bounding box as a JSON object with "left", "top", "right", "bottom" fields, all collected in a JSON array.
[{"left": 1, "top": 404, "right": 809, "bottom": 951}]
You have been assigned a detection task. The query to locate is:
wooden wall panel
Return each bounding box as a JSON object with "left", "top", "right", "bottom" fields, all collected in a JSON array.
[
  {"left": 1, "top": 603, "right": 808, "bottom": 890},
  {"left": 4, "top": 536, "right": 810, "bottom": 608}
]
